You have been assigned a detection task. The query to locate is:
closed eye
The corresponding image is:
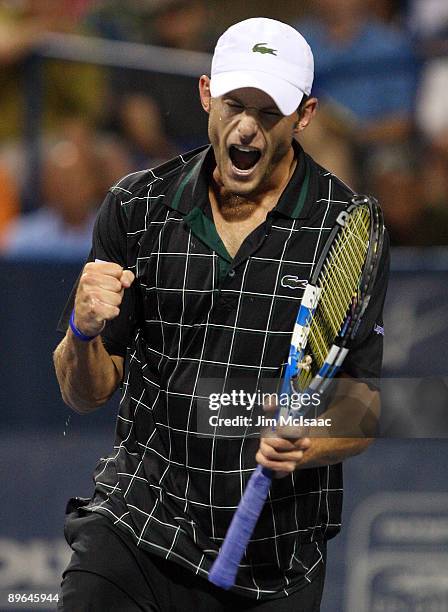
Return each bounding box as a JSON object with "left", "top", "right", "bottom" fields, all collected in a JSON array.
[
  {"left": 225, "top": 99, "right": 244, "bottom": 108},
  {"left": 224, "top": 100, "right": 281, "bottom": 119},
  {"left": 261, "top": 109, "right": 282, "bottom": 118},
  {"left": 227, "top": 105, "right": 244, "bottom": 114}
]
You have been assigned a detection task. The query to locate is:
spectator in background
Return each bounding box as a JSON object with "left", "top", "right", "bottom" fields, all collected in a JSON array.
[
  {"left": 148, "top": 0, "right": 213, "bottom": 51},
  {"left": 295, "top": 0, "right": 418, "bottom": 230},
  {"left": 2, "top": 126, "right": 107, "bottom": 260},
  {"left": 408, "top": 0, "right": 448, "bottom": 38},
  {"left": 0, "top": 164, "right": 19, "bottom": 249},
  {"left": 85, "top": 0, "right": 212, "bottom": 166},
  {"left": 373, "top": 165, "right": 448, "bottom": 245},
  {"left": 367, "top": 0, "right": 406, "bottom": 25},
  {"left": 85, "top": 0, "right": 212, "bottom": 51},
  {"left": 0, "top": 0, "right": 104, "bottom": 143},
  {"left": 410, "top": 0, "right": 448, "bottom": 235},
  {"left": 82, "top": 0, "right": 147, "bottom": 44},
  {"left": 0, "top": 0, "right": 114, "bottom": 221},
  {"left": 116, "top": 94, "right": 179, "bottom": 168},
  {"left": 369, "top": 0, "right": 448, "bottom": 246}
]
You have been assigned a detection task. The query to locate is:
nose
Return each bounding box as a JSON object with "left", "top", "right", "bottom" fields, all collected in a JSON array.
[{"left": 237, "top": 111, "right": 259, "bottom": 144}]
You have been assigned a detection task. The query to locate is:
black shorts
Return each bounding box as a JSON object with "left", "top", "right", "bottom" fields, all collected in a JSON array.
[{"left": 58, "top": 508, "right": 326, "bottom": 612}]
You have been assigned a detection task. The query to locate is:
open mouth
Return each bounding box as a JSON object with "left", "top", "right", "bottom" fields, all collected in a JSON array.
[{"left": 229, "top": 145, "right": 262, "bottom": 172}]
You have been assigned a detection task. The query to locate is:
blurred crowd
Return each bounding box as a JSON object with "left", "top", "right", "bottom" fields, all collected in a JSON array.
[{"left": 0, "top": 0, "right": 448, "bottom": 259}]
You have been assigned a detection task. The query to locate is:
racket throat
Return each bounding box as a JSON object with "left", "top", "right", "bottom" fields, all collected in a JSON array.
[
  {"left": 297, "top": 354, "right": 312, "bottom": 372},
  {"left": 290, "top": 284, "right": 321, "bottom": 361}
]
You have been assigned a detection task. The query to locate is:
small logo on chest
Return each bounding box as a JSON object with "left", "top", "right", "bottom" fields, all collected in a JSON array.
[{"left": 281, "top": 275, "right": 307, "bottom": 290}]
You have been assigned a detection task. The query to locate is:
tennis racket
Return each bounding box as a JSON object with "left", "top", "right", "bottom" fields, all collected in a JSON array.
[{"left": 208, "top": 194, "right": 385, "bottom": 589}]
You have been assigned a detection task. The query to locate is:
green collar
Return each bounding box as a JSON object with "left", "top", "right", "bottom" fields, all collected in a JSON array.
[{"left": 183, "top": 206, "right": 232, "bottom": 264}]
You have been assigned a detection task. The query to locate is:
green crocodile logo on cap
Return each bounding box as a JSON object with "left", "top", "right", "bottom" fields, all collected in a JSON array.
[{"left": 252, "top": 42, "right": 277, "bottom": 56}]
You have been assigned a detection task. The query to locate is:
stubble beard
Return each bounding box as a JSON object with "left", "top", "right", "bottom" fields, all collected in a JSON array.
[{"left": 215, "top": 140, "right": 292, "bottom": 219}]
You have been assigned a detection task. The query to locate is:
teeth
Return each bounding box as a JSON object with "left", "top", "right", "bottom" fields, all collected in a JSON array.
[{"left": 233, "top": 145, "right": 258, "bottom": 153}]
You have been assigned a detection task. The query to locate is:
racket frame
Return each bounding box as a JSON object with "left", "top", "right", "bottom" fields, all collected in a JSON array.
[{"left": 287, "top": 195, "right": 385, "bottom": 400}]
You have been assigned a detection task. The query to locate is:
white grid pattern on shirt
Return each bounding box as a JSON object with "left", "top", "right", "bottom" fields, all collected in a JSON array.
[{"left": 82, "top": 147, "right": 354, "bottom": 598}]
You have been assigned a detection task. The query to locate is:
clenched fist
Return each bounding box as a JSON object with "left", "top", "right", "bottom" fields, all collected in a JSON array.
[{"left": 73, "top": 261, "right": 135, "bottom": 338}]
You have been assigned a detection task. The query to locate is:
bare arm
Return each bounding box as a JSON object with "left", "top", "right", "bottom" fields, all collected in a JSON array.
[
  {"left": 53, "top": 333, "right": 123, "bottom": 414},
  {"left": 256, "top": 376, "right": 379, "bottom": 476},
  {"left": 53, "top": 261, "right": 134, "bottom": 414},
  {"left": 317, "top": 102, "right": 412, "bottom": 146},
  {"left": 357, "top": 115, "right": 412, "bottom": 146}
]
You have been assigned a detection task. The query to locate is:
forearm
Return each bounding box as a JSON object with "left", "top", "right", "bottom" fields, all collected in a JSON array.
[
  {"left": 53, "top": 330, "right": 122, "bottom": 414},
  {"left": 257, "top": 379, "right": 379, "bottom": 475},
  {"left": 294, "top": 436, "right": 372, "bottom": 469},
  {"left": 358, "top": 116, "right": 412, "bottom": 145},
  {"left": 296, "top": 380, "right": 378, "bottom": 468},
  {"left": 54, "top": 261, "right": 133, "bottom": 413}
]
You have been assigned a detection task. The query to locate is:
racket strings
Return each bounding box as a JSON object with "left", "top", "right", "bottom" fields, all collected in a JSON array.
[
  {"left": 295, "top": 206, "right": 371, "bottom": 391},
  {"left": 314, "top": 209, "right": 369, "bottom": 336},
  {"left": 313, "top": 241, "right": 363, "bottom": 345},
  {"left": 319, "top": 214, "right": 368, "bottom": 317}
]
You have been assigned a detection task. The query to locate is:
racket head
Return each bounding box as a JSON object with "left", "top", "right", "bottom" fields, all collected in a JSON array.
[{"left": 290, "top": 195, "right": 385, "bottom": 394}]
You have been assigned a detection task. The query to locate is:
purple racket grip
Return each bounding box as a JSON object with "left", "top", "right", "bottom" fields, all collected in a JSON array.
[{"left": 208, "top": 465, "right": 273, "bottom": 589}]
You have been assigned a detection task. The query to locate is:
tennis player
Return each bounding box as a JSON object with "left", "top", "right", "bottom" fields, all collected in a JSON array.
[{"left": 54, "top": 17, "right": 389, "bottom": 611}]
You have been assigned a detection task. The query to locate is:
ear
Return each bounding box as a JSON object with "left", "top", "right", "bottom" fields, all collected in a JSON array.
[
  {"left": 199, "top": 75, "right": 212, "bottom": 113},
  {"left": 293, "top": 97, "right": 319, "bottom": 135}
]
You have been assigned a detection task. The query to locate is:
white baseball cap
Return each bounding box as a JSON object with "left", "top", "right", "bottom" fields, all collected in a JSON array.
[{"left": 210, "top": 18, "right": 314, "bottom": 116}]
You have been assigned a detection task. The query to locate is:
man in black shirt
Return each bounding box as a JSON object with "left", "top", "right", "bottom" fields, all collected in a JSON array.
[{"left": 54, "top": 17, "right": 389, "bottom": 611}]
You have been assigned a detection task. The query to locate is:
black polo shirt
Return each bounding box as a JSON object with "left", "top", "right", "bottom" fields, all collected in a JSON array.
[{"left": 59, "top": 142, "right": 389, "bottom": 599}]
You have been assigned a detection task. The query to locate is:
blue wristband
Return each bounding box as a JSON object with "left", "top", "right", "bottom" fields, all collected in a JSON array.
[{"left": 69, "top": 309, "right": 99, "bottom": 342}]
